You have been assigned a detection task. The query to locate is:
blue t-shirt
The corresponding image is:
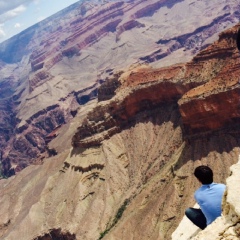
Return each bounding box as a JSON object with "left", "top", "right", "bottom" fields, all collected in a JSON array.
[{"left": 194, "top": 183, "right": 226, "bottom": 225}]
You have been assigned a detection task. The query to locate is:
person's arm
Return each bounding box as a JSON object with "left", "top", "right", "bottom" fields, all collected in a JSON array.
[{"left": 194, "top": 192, "right": 200, "bottom": 207}]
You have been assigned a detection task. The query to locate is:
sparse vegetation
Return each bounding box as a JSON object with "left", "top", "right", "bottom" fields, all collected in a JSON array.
[
  {"left": 0, "top": 160, "right": 7, "bottom": 179},
  {"left": 98, "top": 199, "right": 129, "bottom": 239}
]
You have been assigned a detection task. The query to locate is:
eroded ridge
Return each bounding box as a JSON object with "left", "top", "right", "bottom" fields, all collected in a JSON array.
[{"left": 73, "top": 24, "right": 240, "bottom": 148}]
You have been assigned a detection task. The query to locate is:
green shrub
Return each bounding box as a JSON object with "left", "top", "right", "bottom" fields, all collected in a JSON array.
[{"left": 98, "top": 199, "right": 129, "bottom": 239}]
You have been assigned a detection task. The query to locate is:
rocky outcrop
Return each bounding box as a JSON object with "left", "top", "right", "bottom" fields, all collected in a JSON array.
[
  {"left": 72, "top": 24, "right": 240, "bottom": 148},
  {"left": 116, "top": 19, "right": 145, "bottom": 40},
  {"left": 97, "top": 71, "right": 123, "bottom": 101},
  {"left": 72, "top": 64, "right": 201, "bottom": 148},
  {"left": 29, "top": 71, "right": 53, "bottom": 92},
  {"left": 179, "top": 27, "right": 240, "bottom": 134}
]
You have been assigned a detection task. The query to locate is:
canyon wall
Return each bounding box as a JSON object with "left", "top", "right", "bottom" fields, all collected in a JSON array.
[
  {"left": 0, "top": 0, "right": 239, "bottom": 176},
  {"left": 73, "top": 25, "right": 240, "bottom": 148},
  {"left": 0, "top": 23, "right": 239, "bottom": 240}
]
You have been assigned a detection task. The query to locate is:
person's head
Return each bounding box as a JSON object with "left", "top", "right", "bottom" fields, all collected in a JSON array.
[{"left": 194, "top": 165, "right": 213, "bottom": 184}]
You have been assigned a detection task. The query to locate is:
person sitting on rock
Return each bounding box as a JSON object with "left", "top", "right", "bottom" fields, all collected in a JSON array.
[{"left": 185, "top": 165, "right": 226, "bottom": 230}]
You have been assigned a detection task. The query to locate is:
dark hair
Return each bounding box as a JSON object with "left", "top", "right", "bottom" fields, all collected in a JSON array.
[{"left": 194, "top": 165, "right": 213, "bottom": 184}]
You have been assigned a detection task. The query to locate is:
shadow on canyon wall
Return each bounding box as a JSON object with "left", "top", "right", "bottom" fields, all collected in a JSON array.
[{"left": 117, "top": 100, "right": 240, "bottom": 176}]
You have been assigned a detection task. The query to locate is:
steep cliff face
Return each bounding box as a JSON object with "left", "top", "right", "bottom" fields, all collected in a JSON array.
[
  {"left": 72, "top": 64, "right": 199, "bottom": 148},
  {"left": 0, "top": 0, "right": 239, "bottom": 176},
  {"left": 179, "top": 28, "right": 240, "bottom": 134},
  {"left": 0, "top": 24, "right": 239, "bottom": 240},
  {"left": 0, "top": 105, "right": 238, "bottom": 240},
  {"left": 72, "top": 24, "right": 240, "bottom": 148}
]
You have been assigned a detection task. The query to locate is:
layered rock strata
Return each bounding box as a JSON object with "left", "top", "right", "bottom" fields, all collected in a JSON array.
[
  {"left": 72, "top": 65, "right": 200, "bottom": 148},
  {"left": 0, "top": 104, "right": 238, "bottom": 240},
  {"left": 0, "top": 82, "right": 99, "bottom": 176},
  {"left": 73, "top": 24, "right": 240, "bottom": 148},
  {"left": 0, "top": 0, "right": 239, "bottom": 176},
  {"left": 0, "top": 24, "right": 239, "bottom": 240},
  {"left": 179, "top": 28, "right": 240, "bottom": 134}
]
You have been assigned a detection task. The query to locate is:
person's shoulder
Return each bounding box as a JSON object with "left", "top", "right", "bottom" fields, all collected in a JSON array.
[
  {"left": 214, "top": 183, "right": 226, "bottom": 187},
  {"left": 213, "top": 183, "right": 226, "bottom": 189}
]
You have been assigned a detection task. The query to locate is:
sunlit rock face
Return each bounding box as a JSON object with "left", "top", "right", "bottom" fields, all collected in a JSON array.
[
  {"left": 179, "top": 28, "right": 240, "bottom": 134},
  {"left": 0, "top": 0, "right": 239, "bottom": 176},
  {"left": 0, "top": 23, "right": 239, "bottom": 240},
  {"left": 72, "top": 24, "right": 240, "bottom": 148}
]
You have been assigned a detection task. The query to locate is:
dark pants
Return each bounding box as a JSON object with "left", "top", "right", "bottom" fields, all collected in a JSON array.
[{"left": 185, "top": 208, "right": 207, "bottom": 230}]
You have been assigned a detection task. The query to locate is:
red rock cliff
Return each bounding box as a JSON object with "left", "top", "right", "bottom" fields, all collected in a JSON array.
[
  {"left": 179, "top": 28, "right": 240, "bottom": 133},
  {"left": 72, "top": 24, "right": 240, "bottom": 148}
]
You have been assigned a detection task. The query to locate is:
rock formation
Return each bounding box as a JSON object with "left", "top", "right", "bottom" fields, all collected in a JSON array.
[
  {"left": 72, "top": 25, "right": 240, "bottom": 148},
  {"left": 0, "top": 21, "right": 239, "bottom": 240}
]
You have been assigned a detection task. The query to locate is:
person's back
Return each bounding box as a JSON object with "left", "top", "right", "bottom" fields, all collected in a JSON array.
[
  {"left": 185, "top": 165, "right": 226, "bottom": 229},
  {"left": 194, "top": 182, "right": 226, "bottom": 225}
]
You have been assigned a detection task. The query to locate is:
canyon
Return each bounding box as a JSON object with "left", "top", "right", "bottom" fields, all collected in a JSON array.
[{"left": 0, "top": 0, "right": 239, "bottom": 239}]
